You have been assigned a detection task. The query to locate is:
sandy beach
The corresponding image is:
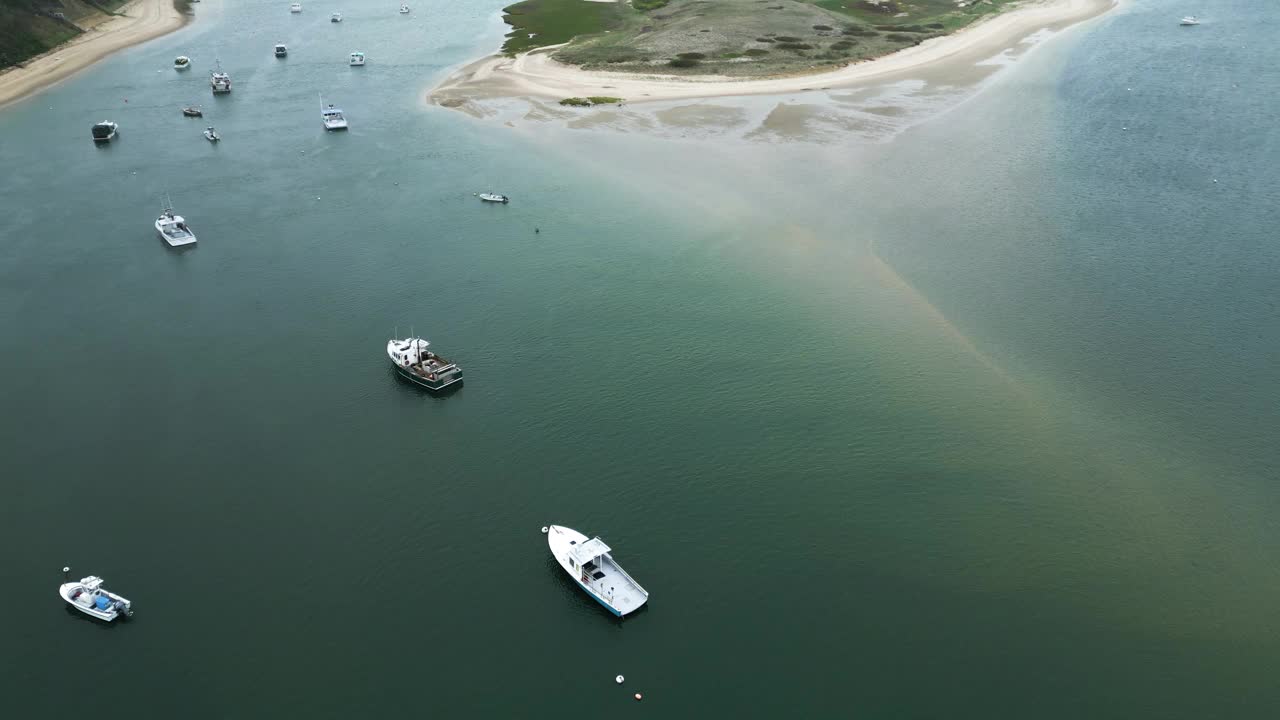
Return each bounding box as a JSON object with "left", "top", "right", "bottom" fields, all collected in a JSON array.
[
  {"left": 432, "top": 0, "right": 1115, "bottom": 108},
  {"left": 0, "top": 0, "right": 187, "bottom": 108}
]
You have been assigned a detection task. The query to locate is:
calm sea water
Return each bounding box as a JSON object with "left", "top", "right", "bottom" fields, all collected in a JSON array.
[{"left": 2, "top": 0, "right": 1277, "bottom": 716}]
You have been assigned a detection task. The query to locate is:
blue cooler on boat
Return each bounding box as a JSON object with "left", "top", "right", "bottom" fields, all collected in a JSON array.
[{"left": 94, "top": 595, "right": 111, "bottom": 611}]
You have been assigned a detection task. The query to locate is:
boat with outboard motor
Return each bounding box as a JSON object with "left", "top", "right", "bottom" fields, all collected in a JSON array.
[
  {"left": 275, "top": 43, "right": 288, "bottom": 58},
  {"left": 349, "top": 51, "right": 365, "bottom": 66},
  {"left": 59, "top": 573, "right": 133, "bottom": 622},
  {"left": 290, "top": 2, "right": 302, "bottom": 12},
  {"left": 1180, "top": 15, "right": 1200, "bottom": 25},
  {"left": 331, "top": 12, "right": 342, "bottom": 22},
  {"left": 399, "top": 4, "right": 410, "bottom": 13},
  {"left": 91, "top": 120, "right": 118, "bottom": 142},
  {"left": 546, "top": 525, "right": 649, "bottom": 617},
  {"left": 174, "top": 55, "right": 190, "bottom": 70},
  {"left": 387, "top": 337, "right": 463, "bottom": 391},
  {"left": 203, "top": 126, "right": 220, "bottom": 142},
  {"left": 182, "top": 105, "right": 203, "bottom": 117},
  {"left": 156, "top": 196, "right": 197, "bottom": 247},
  {"left": 478, "top": 193, "right": 509, "bottom": 204}
]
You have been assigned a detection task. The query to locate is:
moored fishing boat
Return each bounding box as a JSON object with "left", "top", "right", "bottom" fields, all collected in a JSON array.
[
  {"left": 91, "top": 120, "right": 117, "bottom": 142},
  {"left": 210, "top": 61, "right": 231, "bottom": 93},
  {"left": 1179, "top": 15, "right": 1200, "bottom": 26},
  {"left": 331, "top": 12, "right": 342, "bottom": 22},
  {"left": 182, "top": 105, "right": 203, "bottom": 117},
  {"left": 478, "top": 192, "right": 509, "bottom": 203},
  {"left": 156, "top": 196, "right": 197, "bottom": 247},
  {"left": 349, "top": 51, "right": 365, "bottom": 66},
  {"left": 399, "top": 4, "right": 410, "bottom": 13},
  {"left": 546, "top": 525, "right": 648, "bottom": 617},
  {"left": 290, "top": 2, "right": 302, "bottom": 12},
  {"left": 174, "top": 55, "right": 191, "bottom": 70},
  {"left": 59, "top": 573, "right": 133, "bottom": 622},
  {"left": 275, "top": 43, "right": 288, "bottom": 58},
  {"left": 203, "top": 126, "right": 221, "bottom": 142},
  {"left": 320, "top": 94, "right": 348, "bottom": 130},
  {"left": 386, "top": 337, "right": 463, "bottom": 391}
]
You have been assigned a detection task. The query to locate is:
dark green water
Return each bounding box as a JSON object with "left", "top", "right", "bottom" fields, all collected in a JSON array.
[{"left": 2, "top": 1, "right": 1278, "bottom": 716}]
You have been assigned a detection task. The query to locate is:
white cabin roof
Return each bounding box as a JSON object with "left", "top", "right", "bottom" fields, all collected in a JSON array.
[{"left": 569, "top": 537, "right": 610, "bottom": 565}]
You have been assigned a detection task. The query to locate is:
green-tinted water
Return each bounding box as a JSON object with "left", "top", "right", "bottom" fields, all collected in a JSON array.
[{"left": 2, "top": 0, "right": 1278, "bottom": 716}]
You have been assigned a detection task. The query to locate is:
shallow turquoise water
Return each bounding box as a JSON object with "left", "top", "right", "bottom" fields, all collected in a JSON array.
[{"left": 1, "top": 0, "right": 1278, "bottom": 716}]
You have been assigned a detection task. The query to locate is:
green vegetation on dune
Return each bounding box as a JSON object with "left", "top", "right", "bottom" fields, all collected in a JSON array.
[
  {"left": 0, "top": 0, "right": 139, "bottom": 70},
  {"left": 501, "top": 0, "right": 628, "bottom": 55},
  {"left": 498, "top": 0, "right": 1022, "bottom": 77}
]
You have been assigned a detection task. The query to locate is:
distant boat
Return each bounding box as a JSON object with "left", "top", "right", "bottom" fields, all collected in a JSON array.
[
  {"left": 59, "top": 574, "right": 133, "bottom": 622},
  {"left": 275, "top": 43, "right": 288, "bottom": 58},
  {"left": 546, "top": 525, "right": 649, "bottom": 617},
  {"left": 387, "top": 337, "right": 463, "bottom": 391},
  {"left": 182, "top": 105, "right": 203, "bottom": 117},
  {"left": 399, "top": 4, "right": 410, "bottom": 13},
  {"left": 290, "top": 2, "right": 302, "bottom": 12},
  {"left": 91, "top": 120, "right": 117, "bottom": 142},
  {"left": 1180, "top": 16, "right": 1200, "bottom": 25},
  {"left": 349, "top": 51, "right": 365, "bottom": 66},
  {"left": 210, "top": 60, "right": 231, "bottom": 93},
  {"left": 174, "top": 55, "right": 191, "bottom": 70},
  {"left": 330, "top": 12, "right": 342, "bottom": 22},
  {"left": 478, "top": 193, "right": 509, "bottom": 204},
  {"left": 156, "top": 196, "right": 197, "bottom": 247},
  {"left": 320, "top": 94, "right": 348, "bottom": 130},
  {"left": 203, "top": 126, "right": 220, "bottom": 142}
]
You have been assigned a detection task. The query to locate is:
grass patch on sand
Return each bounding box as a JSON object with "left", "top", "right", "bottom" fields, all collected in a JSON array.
[{"left": 559, "top": 96, "right": 624, "bottom": 106}]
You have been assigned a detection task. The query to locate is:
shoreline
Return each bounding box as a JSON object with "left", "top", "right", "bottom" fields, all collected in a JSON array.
[
  {"left": 0, "top": 0, "right": 188, "bottom": 109},
  {"left": 431, "top": 0, "right": 1116, "bottom": 108}
]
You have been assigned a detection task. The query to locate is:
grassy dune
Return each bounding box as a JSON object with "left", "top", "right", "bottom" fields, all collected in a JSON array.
[
  {"left": 501, "top": 0, "right": 1021, "bottom": 76},
  {"left": 0, "top": 0, "right": 133, "bottom": 70}
]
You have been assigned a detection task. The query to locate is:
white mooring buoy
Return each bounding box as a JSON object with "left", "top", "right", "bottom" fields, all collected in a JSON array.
[
  {"left": 634, "top": 693, "right": 643, "bottom": 701},
  {"left": 541, "top": 526, "right": 549, "bottom": 534},
  {"left": 616, "top": 675, "right": 624, "bottom": 684}
]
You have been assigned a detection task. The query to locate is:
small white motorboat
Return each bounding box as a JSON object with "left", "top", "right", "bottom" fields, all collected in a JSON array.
[
  {"left": 478, "top": 193, "right": 509, "bottom": 204},
  {"left": 59, "top": 574, "right": 133, "bottom": 622},
  {"left": 203, "top": 126, "right": 220, "bottom": 142},
  {"left": 349, "top": 51, "right": 365, "bottom": 66},
  {"left": 91, "top": 120, "right": 118, "bottom": 142},
  {"left": 156, "top": 197, "right": 197, "bottom": 247},
  {"left": 210, "top": 60, "right": 231, "bottom": 93},
  {"left": 290, "top": 2, "right": 302, "bottom": 12},
  {"left": 321, "top": 95, "right": 348, "bottom": 130},
  {"left": 174, "top": 55, "right": 191, "bottom": 70},
  {"left": 182, "top": 105, "right": 203, "bottom": 117},
  {"left": 275, "top": 43, "right": 288, "bottom": 58},
  {"left": 399, "top": 4, "right": 410, "bottom": 13},
  {"left": 1180, "top": 16, "right": 1200, "bottom": 26},
  {"left": 387, "top": 337, "right": 464, "bottom": 391},
  {"left": 546, "top": 525, "right": 648, "bottom": 617},
  {"left": 330, "top": 12, "right": 342, "bottom": 22}
]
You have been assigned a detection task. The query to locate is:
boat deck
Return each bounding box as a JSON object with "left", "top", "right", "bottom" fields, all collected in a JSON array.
[{"left": 584, "top": 556, "right": 647, "bottom": 615}]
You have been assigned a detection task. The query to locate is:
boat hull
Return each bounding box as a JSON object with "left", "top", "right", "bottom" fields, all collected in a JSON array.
[
  {"left": 59, "top": 582, "right": 130, "bottom": 622},
  {"left": 546, "top": 525, "right": 649, "bottom": 617},
  {"left": 393, "top": 364, "right": 462, "bottom": 391}
]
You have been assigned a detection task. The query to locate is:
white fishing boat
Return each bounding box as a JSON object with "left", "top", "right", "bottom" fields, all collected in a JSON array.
[
  {"left": 156, "top": 196, "right": 197, "bottom": 247},
  {"left": 174, "top": 55, "right": 191, "bottom": 70},
  {"left": 203, "top": 126, "right": 220, "bottom": 142},
  {"left": 210, "top": 61, "right": 231, "bottom": 93},
  {"left": 275, "top": 43, "right": 288, "bottom": 58},
  {"left": 91, "top": 120, "right": 118, "bottom": 142},
  {"left": 478, "top": 193, "right": 509, "bottom": 204},
  {"left": 399, "top": 4, "right": 410, "bottom": 13},
  {"left": 349, "top": 51, "right": 365, "bottom": 66},
  {"left": 387, "top": 337, "right": 463, "bottom": 391},
  {"left": 546, "top": 525, "right": 648, "bottom": 617},
  {"left": 290, "top": 2, "right": 302, "bottom": 12},
  {"left": 59, "top": 573, "right": 133, "bottom": 622},
  {"left": 320, "top": 95, "right": 348, "bottom": 130},
  {"left": 330, "top": 12, "right": 342, "bottom": 22},
  {"left": 1180, "top": 16, "right": 1200, "bottom": 25}
]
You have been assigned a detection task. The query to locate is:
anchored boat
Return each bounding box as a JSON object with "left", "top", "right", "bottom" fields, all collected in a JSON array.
[
  {"left": 275, "top": 43, "right": 288, "bottom": 58},
  {"left": 210, "top": 61, "right": 231, "bottom": 93},
  {"left": 349, "top": 51, "right": 365, "bottom": 66},
  {"left": 59, "top": 574, "right": 133, "bottom": 622},
  {"left": 399, "top": 4, "right": 410, "bottom": 14},
  {"left": 174, "top": 55, "right": 191, "bottom": 70},
  {"left": 546, "top": 525, "right": 649, "bottom": 617},
  {"left": 321, "top": 95, "right": 348, "bottom": 130},
  {"left": 91, "top": 120, "right": 118, "bottom": 142},
  {"left": 182, "top": 105, "right": 203, "bottom": 117},
  {"left": 156, "top": 196, "right": 197, "bottom": 247},
  {"left": 1180, "top": 15, "right": 1200, "bottom": 26},
  {"left": 387, "top": 337, "right": 463, "bottom": 391},
  {"left": 330, "top": 12, "right": 342, "bottom": 22},
  {"left": 290, "top": 2, "right": 302, "bottom": 12},
  {"left": 478, "top": 193, "right": 509, "bottom": 204},
  {"left": 203, "top": 126, "right": 221, "bottom": 142}
]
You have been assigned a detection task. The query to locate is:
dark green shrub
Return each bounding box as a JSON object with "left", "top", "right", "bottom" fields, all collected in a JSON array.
[
  {"left": 677, "top": 52, "right": 707, "bottom": 59},
  {"left": 744, "top": 48, "right": 770, "bottom": 56},
  {"left": 668, "top": 57, "right": 701, "bottom": 67},
  {"left": 775, "top": 42, "right": 813, "bottom": 50}
]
